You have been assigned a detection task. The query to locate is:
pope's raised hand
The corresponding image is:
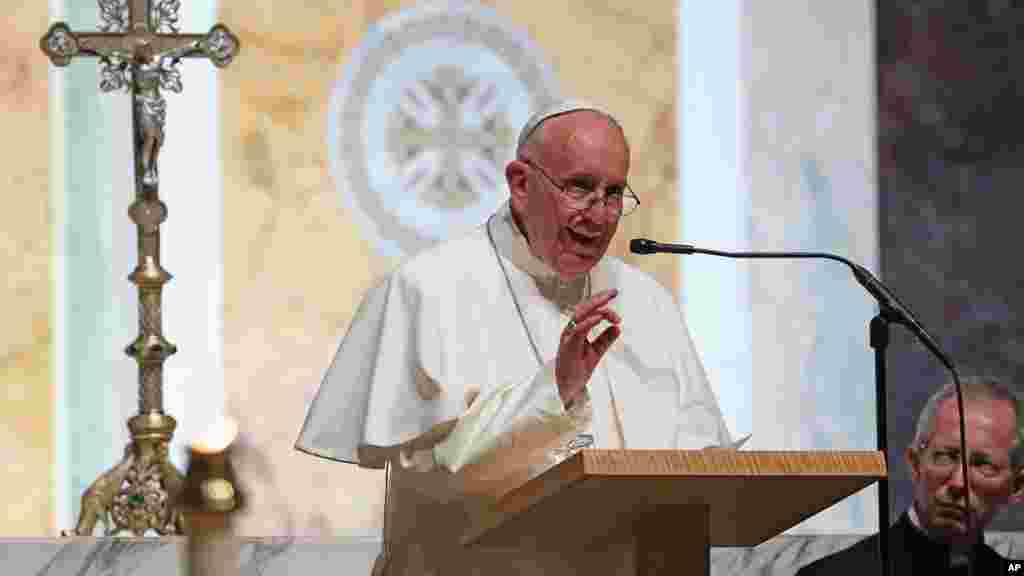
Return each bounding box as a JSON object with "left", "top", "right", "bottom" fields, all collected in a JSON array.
[{"left": 556, "top": 289, "right": 622, "bottom": 408}]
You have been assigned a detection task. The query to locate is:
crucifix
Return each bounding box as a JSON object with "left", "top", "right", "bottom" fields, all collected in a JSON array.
[{"left": 40, "top": 0, "right": 239, "bottom": 536}]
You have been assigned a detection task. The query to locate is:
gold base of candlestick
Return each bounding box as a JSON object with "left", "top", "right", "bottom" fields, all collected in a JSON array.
[{"left": 62, "top": 412, "right": 186, "bottom": 536}]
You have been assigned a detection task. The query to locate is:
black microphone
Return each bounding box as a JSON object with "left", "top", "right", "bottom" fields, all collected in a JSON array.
[
  {"left": 629, "top": 238, "right": 697, "bottom": 254},
  {"left": 629, "top": 238, "right": 954, "bottom": 372}
]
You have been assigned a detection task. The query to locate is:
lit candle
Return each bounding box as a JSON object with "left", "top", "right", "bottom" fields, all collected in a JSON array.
[
  {"left": 179, "top": 417, "right": 244, "bottom": 576},
  {"left": 191, "top": 418, "right": 240, "bottom": 455}
]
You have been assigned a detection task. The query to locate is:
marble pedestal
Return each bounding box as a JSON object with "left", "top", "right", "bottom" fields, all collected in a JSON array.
[{"left": 4, "top": 532, "right": 1023, "bottom": 575}]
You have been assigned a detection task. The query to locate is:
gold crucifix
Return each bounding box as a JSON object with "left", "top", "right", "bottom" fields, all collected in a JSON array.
[
  {"left": 41, "top": 0, "right": 239, "bottom": 193},
  {"left": 40, "top": 0, "right": 239, "bottom": 537}
]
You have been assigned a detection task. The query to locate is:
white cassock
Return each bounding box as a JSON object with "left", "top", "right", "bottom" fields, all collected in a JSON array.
[{"left": 296, "top": 201, "right": 733, "bottom": 575}]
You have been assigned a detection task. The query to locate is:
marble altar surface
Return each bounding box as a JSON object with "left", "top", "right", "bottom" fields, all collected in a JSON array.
[{"left": 5, "top": 532, "right": 1024, "bottom": 575}]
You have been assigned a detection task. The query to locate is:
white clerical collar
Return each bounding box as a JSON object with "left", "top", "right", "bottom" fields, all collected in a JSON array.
[
  {"left": 490, "top": 200, "right": 560, "bottom": 280},
  {"left": 488, "top": 201, "right": 589, "bottom": 310},
  {"left": 907, "top": 505, "right": 972, "bottom": 566},
  {"left": 907, "top": 503, "right": 924, "bottom": 531}
]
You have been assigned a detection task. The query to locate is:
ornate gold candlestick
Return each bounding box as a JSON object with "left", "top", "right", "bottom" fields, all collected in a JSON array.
[{"left": 40, "top": 0, "right": 239, "bottom": 536}]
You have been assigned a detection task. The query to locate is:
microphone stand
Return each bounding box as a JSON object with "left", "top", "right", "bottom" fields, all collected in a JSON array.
[
  {"left": 631, "top": 238, "right": 971, "bottom": 576},
  {"left": 871, "top": 306, "right": 897, "bottom": 576},
  {"left": 871, "top": 309, "right": 967, "bottom": 576}
]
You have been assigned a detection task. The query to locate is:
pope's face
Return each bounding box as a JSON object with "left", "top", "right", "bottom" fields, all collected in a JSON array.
[
  {"left": 507, "top": 111, "right": 630, "bottom": 281},
  {"left": 907, "top": 397, "right": 1024, "bottom": 546}
]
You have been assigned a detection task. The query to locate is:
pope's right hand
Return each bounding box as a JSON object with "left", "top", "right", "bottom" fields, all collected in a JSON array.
[{"left": 555, "top": 289, "right": 621, "bottom": 408}]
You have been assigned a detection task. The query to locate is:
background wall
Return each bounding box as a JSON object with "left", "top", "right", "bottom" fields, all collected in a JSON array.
[
  {"left": 877, "top": 1, "right": 1024, "bottom": 530},
  {"left": 0, "top": 1, "right": 53, "bottom": 536}
]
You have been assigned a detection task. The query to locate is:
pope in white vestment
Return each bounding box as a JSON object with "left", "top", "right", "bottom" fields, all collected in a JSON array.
[{"left": 296, "top": 102, "right": 733, "bottom": 575}]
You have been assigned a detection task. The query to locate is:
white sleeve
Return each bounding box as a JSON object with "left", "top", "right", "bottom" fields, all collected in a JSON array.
[
  {"left": 674, "top": 310, "right": 734, "bottom": 449},
  {"left": 432, "top": 361, "right": 579, "bottom": 472},
  {"left": 390, "top": 360, "right": 589, "bottom": 497}
]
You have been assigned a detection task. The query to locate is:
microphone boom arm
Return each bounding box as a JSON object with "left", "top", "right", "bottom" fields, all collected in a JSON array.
[{"left": 630, "top": 238, "right": 953, "bottom": 371}]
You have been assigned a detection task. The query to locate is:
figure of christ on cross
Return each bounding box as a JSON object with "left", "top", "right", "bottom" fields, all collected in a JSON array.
[
  {"left": 41, "top": 0, "right": 239, "bottom": 193},
  {"left": 39, "top": 0, "right": 239, "bottom": 537}
]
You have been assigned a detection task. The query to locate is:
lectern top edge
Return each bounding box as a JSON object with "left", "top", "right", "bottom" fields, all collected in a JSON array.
[{"left": 572, "top": 449, "right": 887, "bottom": 477}]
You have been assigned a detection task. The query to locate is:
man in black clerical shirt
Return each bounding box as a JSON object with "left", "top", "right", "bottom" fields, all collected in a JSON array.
[{"left": 797, "top": 376, "right": 1024, "bottom": 575}]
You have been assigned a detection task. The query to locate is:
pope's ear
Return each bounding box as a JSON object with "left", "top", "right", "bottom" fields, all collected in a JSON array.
[
  {"left": 1010, "top": 466, "right": 1024, "bottom": 505},
  {"left": 906, "top": 445, "right": 922, "bottom": 483},
  {"left": 505, "top": 160, "right": 529, "bottom": 202}
]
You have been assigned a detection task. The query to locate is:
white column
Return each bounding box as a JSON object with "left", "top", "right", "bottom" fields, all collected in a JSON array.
[
  {"left": 679, "top": 0, "right": 753, "bottom": 443},
  {"left": 56, "top": 0, "right": 133, "bottom": 533},
  {"left": 679, "top": 0, "right": 878, "bottom": 534},
  {"left": 159, "top": 0, "right": 225, "bottom": 473},
  {"left": 745, "top": 0, "right": 878, "bottom": 534}
]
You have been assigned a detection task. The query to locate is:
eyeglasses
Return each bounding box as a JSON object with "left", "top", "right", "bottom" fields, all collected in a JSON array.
[
  {"left": 918, "top": 443, "right": 1009, "bottom": 479},
  {"left": 519, "top": 157, "right": 640, "bottom": 218}
]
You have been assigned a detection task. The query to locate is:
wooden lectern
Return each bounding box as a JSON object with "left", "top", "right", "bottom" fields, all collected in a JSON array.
[{"left": 463, "top": 450, "right": 887, "bottom": 575}]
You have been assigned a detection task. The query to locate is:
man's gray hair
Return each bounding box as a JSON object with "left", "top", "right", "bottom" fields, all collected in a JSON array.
[
  {"left": 515, "top": 99, "right": 624, "bottom": 156},
  {"left": 911, "top": 374, "right": 1024, "bottom": 470}
]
